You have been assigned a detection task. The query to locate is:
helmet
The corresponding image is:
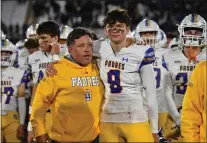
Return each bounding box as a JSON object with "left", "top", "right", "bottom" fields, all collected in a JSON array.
[
  {"left": 26, "top": 24, "right": 39, "bottom": 38},
  {"left": 1, "top": 30, "right": 6, "bottom": 39},
  {"left": 178, "top": 14, "right": 206, "bottom": 47},
  {"left": 168, "top": 37, "right": 181, "bottom": 51},
  {"left": 15, "top": 40, "right": 29, "bottom": 69},
  {"left": 136, "top": 19, "right": 160, "bottom": 45},
  {"left": 157, "top": 29, "right": 167, "bottom": 48},
  {"left": 16, "top": 40, "right": 25, "bottom": 49},
  {"left": 60, "top": 25, "right": 73, "bottom": 40},
  {"left": 1, "top": 39, "right": 16, "bottom": 66}
]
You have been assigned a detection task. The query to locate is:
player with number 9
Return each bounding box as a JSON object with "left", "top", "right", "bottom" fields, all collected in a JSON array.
[
  {"left": 162, "top": 14, "right": 207, "bottom": 140},
  {"left": 1, "top": 38, "right": 27, "bottom": 142}
]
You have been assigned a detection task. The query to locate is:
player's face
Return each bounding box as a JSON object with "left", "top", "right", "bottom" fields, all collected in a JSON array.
[
  {"left": 104, "top": 21, "right": 129, "bottom": 44},
  {"left": 184, "top": 29, "right": 202, "bottom": 36},
  {"left": 1, "top": 51, "right": 12, "bottom": 67},
  {"left": 183, "top": 29, "right": 202, "bottom": 57},
  {"left": 69, "top": 35, "right": 93, "bottom": 66},
  {"left": 1, "top": 51, "right": 12, "bottom": 57},
  {"left": 140, "top": 31, "right": 156, "bottom": 44},
  {"left": 38, "top": 34, "right": 58, "bottom": 52}
]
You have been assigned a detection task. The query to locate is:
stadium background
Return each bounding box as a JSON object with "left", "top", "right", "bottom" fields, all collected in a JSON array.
[
  {"left": 1, "top": 0, "right": 207, "bottom": 44},
  {"left": 1, "top": 0, "right": 207, "bottom": 142}
]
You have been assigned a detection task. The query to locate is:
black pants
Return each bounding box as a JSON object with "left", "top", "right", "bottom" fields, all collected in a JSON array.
[{"left": 51, "top": 135, "right": 99, "bottom": 143}]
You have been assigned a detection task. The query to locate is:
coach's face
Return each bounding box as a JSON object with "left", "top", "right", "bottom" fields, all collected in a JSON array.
[
  {"left": 69, "top": 35, "right": 93, "bottom": 66},
  {"left": 104, "top": 21, "right": 129, "bottom": 44}
]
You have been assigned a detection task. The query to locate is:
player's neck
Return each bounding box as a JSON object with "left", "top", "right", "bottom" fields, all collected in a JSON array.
[{"left": 110, "top": 39, "right": 127, "bottom": 53}]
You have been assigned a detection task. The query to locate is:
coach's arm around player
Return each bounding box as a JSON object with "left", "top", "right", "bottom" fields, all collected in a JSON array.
[
  {"left": 31, "top": 27, "right": 104, "bottom": 143},
  {"left": 181, "top": 60, "right": 207, "bottom": 142}
]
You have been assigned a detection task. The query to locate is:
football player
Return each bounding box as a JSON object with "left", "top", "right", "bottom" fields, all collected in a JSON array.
[
  {"left": 136, "top": 19, "right": 169, "bottom": 141},
  {"left": 157, "top": 29, "right": 170, "bottom": 54},
  {"left": 27, "top": 20, "right": 65, "bottom": 143},
  {"left": 1, "top": 39, "right": 27, "bottom": 142},
  {"left": 14, "top": 40, "right": 30, "bottom": 69},
  {"left": 167, "top": 37, "right": 181, "bottom": 51},
  {"left": 26, "top": 24, "right": 39, "bottom": 39},
  {"left": 24, "top": 38, "right": 39, "bottom": 55},
  {"left": 48, "top": 9, "right": 159, "bottom": 142},
  {"left": 1, "top": 30, "right": 6, "bottom": 39},
  {"left": 162, "top": 14, "right": 206, "bottom": 141}
]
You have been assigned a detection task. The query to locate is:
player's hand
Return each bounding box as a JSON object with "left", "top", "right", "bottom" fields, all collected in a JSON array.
[
  {"left": 152, "top": 133, "right": 159, "bottom": 143},
  {"left": 16, "top": 124, "right": 25, "bottom": 139},
  {"left": 36, "top": 134, "right": 50, "bottom": 143},
  {"left": 126, "top": 37, "right": 136, "bottom": 47},
  {"left": 46, "top": 61, "right": 58, "bottom": 77},
  {"left": 50, "top": 42, "right": 60, "bottom": 55},
  {"left": 27, "top": 131, "right": 35, "bottom": 143}
]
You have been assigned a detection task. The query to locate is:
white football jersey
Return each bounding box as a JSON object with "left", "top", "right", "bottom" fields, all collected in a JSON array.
[
  {"left": 163, "top": 48, "right": 207, "bottom": 107},
  {"left": 29, "top": 51, "right": 53, "bottom": 84},
  {"left": 1, "top": 67, "right": 27, "bottom": 112},
  {"left": 152, "top": 48, "right": 168, "bottom": 113},
  {"left": 93, "top": 39, "right": 155, "bottom": 122}
]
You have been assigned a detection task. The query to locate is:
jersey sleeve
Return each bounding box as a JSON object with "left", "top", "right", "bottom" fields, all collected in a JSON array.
[
  {"left": 181, "top": 62, "right": 205, "bottom": 142},
  {"left": 162, "top": 68, "right": 180, "bottom": 124},
  {"left": 140, "top": 64, "right": 158, "bottom": 133},
  {"left": 138, "top": 47, "right": 155, "bottom": 72},
  {"left": 31, "top": 76, "right": 59, "bottom": 137}
]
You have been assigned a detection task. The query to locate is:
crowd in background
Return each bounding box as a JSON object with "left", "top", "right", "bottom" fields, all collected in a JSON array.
[{"left": 1, "top": 0, "right": 207, "bottom": 44}]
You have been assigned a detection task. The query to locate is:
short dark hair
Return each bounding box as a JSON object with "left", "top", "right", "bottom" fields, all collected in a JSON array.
[
  {"left": 67, "top": 27, "right": 92, "bottom": 46},
  {"left": 90, "top": 31, "right": 98, "bottom": 40},
  {"left": 36, "top": 20, "right": 60, "bottom": 39},
  {"left": 103, "top": 8, "right": 132, "bottom": 27},
  {"left": 24, "top": 38, "right": 39, "bottom": 49}
]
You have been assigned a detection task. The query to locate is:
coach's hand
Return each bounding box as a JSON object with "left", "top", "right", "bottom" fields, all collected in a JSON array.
[
  {"left": 27, "top": 131, "right": 34, "bottom": 143},
  {"left": 152, "top": 133, "right": 159, "bottom": 143},
  {"left": 16, "top": 124, "right": 25, "bottom": 139},
  {"left": 126, "top": 37, "right": 136, "bottom": 47},
  {"left": 46, "top": 61, "right": 58, "bottom": 77},
  {"left": 36, "top": 134, "right": 50, "bottom": 143}
]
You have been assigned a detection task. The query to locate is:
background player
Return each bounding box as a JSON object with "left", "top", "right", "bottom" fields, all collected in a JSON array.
[
  {"left": 1, "top": 38, "right": 27, "bottom": 142},
  {"left": 136, "top": 19, "right": 170, "bottom": 142},
  {"left": 27, "top": 20, "right": 65, "bottom": 143},
  {"left": 162, "top": 14, "right": 206, "bottom": 141}
]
